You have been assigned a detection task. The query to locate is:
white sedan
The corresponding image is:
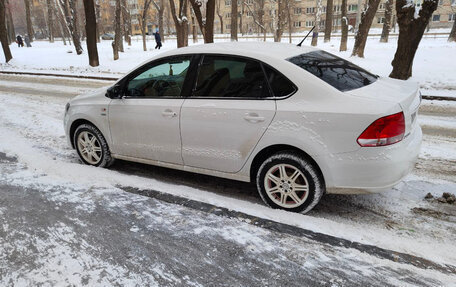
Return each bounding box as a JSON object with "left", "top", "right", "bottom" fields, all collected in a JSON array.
[{"left": 64, "top": 42, "right": 422, "bottom": 214}]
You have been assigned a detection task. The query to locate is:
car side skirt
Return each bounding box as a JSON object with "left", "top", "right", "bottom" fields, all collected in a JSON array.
[{"left": 112, "top": 154, "right": 251, "bottom": 182}]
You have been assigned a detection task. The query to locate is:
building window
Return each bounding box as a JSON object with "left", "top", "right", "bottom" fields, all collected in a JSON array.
[
  {"left": 333, "top": 18, "right": 341, "bottom": 26},
  {"left": 305, "top": 20, "right": 314, "bottom": 27},
  {"left": 432, "top": 14, "right": 440, "bottom": 22},
  {"left": 269, "top": 10, "right": 276, "bottom": 16},
  {"left": 293, "top": 21, "right": 301, "bottom": 27},
  {"left": 247, "top": 11, "right": 253, "bottom": 17},
  {"left": 452, "top": 0, "right": 456, "bottom": 5},
  {"left": 379, "top": 3, "right": 384, "bottom": 9},
  {"left": 294, "top": 8, "right": 302, "bottom": 15},
  {"left": 333, "top": 5, "right": 341, "bottom": 12},
  {"left": 438, "top": 0, "right": 443, "bottom": 5},
  {"left": 348, "top": 4, "right": 358, "bottom": 11},
  {"left": 306, "top": 7, "right": 315, "bottom": 14},
  {"left": 225, "top": 0, "right": 231, "bottom": 6},
  {"left": 377, "top": 17, "right": 385, "bottom": 24},
  {"left": 449, "top": 14, "right": 455, "bottom": 21},
  {"left": 322, "top": 6, "right": 326, "bottom": 13},
  {"left": 226, "top": 24, "right": 231, "bottom": 29},
  {"left": 226, "top": 13, "right": 231, "bottom": 18}
]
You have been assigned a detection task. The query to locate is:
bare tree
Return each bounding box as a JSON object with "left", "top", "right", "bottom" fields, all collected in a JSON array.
[
  {"left": 152, "top": 0, "right": 165, "bottom": 42},
  {"left": 140, "top": 0, "right": 152, "bottom": 51},
  {"left": 231, "top": 0, "right": 238, "bottom": 40},
  {"left": 82, "top": 0, "right": 99, "bottom": 67},
  {"left": 449, "top": 5, "right": 456, "bottom": 42},
  {"left": 24, "top": 0, "right": 34, "bottom": 41},
  {"left": 62, "top": 0, "right": 83, "bottom": 54},
  {"left": 95, "top": 0, "right": 101, "bottom": 42},
  {"left": 191, "top": 8, "right": 198, "bottom": 42},
  {"left": 121, "top": 0, "right": 131, "bottom": 45},
  {"left": 189, "top": 0, "right": 215, "bottom": 43},
  {"left": 275, "top": 0, "right": 285, "bottom": 42},
  {"left": 54, "top": 0, "right": 72, "bottom": 45},
  {"left": 216, "top": 0, "right": 224, "bottom": 34},
  {"left": 351, "top": 0, "right": 381, "bottom": 57},
  {"left": 239, "top": 1, "right": 243, "bottom": 35},
  {"left": 0, "top": 0, "right": 12, "bottom": 62},
  {"left": 380, "top": 0, "right": 393, "bottom": 42},
  {"left": 113, "top": 0, "right": 122, "bottom": 60},
  {"left": 311, "top": 0, "right": 323, "bottom": 46},
  {"left": 285, "top": 0, "right": 292, "bottom": 43},
  {"left": 244, "top": 0, "right": 266, "bottom": 41},
  {"left": 324, "top": 0, "right": 334, "bottom": 42},
  {"left": 169, "top": 0, "right": 189, "bottom": 47},
  {"left": 340, "top": 0, "right": 348, "bottom": 51},
  {"left": 6, "top": 0, "right": 14, "bottom": 43},
  {"left": 47, "top": 0, "right": 55, "bottom": 42},
  {"left": 390, "top": 0, "right": 438, "bottom": 79}
]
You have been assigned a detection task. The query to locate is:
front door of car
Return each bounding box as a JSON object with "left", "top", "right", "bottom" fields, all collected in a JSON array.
[
  {"left": 108, "top": 55, "right": 193, "bottom": 164},
  {"left": 180, "top": 55, "right": 276, "bottom": 173}
]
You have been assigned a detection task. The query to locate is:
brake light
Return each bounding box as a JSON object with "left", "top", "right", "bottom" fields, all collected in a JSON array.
[{"left": 357, "top": 112, "right": 405, "bottom": 147}]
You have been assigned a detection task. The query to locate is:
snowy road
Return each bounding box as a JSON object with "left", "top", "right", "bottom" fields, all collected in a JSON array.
[{"left": 0, "top": 75, "right": 455, "bottom": 286}]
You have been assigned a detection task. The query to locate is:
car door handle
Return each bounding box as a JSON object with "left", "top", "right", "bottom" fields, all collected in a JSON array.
[
  {"left": 244, "top": 113, "right": 265, "bottom": 123},
  {"left": 162, "top": 109, "right": 177, "bottom": 118}
]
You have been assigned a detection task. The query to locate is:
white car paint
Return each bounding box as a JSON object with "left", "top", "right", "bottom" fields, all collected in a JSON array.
[{"left": 64, "top": 42, "right": 422, "bottom": 194}]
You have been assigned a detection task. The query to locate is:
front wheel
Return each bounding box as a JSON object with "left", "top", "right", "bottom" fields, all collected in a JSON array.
[
  {"left": 74, "top": 124, "right": 114, "bottom": 167},
  {"left": 256, "top": 151, "right": 325, "bottom": 214}
]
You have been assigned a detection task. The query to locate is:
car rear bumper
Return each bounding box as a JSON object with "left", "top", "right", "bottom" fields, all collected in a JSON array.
[{"left": 317, "top": 126, "right": 422, "bottom": 194}]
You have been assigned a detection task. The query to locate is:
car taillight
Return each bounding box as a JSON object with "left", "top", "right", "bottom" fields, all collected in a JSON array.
[{"left": 357, "top": 112, "right": 405, "bottom": 147}]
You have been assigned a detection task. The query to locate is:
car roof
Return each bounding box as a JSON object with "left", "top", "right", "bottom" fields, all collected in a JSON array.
[{"left": 158, "top": 42, "right": 318, "bottom": 62}]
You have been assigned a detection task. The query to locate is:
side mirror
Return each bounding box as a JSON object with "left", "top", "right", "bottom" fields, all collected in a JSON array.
[{"left": 106, "top": 85, "right": 122, "bottom": 99}]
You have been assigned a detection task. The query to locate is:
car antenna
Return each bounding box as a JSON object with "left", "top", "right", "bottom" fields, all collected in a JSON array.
[{"left": 297, "top": 26, "right": 315, "bottom": 47}]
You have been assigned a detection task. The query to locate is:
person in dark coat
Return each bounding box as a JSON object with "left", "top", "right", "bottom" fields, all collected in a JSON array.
[
  {"left": 153, "top": 29, "right": 162, "bottom": 50},
  {"left": 24, "top": 35, "right": 32, "bottom": 47},
  {"left": 16, "top": 35, "right": 24, "bottom": 47}
]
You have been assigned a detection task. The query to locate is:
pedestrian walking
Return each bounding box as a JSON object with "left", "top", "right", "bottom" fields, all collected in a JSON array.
[
  {"left": 16, "top": 35, "right": 24, "bottom": 47},
  {"left": 24, "top": 35, "right": 32, "bottom": 47},
  {"left": 153, "top": 29, "right": 162, "bottom": 50}
]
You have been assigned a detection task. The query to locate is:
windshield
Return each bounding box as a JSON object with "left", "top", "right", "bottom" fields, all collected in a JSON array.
[{"left": 287, "top": 50, "right": 378, "bottom": 92}]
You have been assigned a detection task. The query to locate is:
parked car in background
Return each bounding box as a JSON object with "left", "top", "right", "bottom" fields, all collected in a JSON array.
[
  {"left": 64, "top": 42, "right": 422, "bottom": 214},
  {"left": 101, "top": 33, "right": 115, "bottom": 40}
]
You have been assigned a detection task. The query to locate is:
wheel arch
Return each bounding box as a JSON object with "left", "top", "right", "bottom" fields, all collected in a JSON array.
[
  {"left": 69, "top": 119, "right": 101, "bottom": 149},
  {"left": 249, "top": 144, "right": 325, "bottom": 185}
]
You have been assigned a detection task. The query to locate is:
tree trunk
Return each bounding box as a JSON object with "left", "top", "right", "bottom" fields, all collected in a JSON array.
[
  {"left": 95, "top": 0, "right": 101, "bottom": 43},
  {"left": 191, "top": 12, "right": 198, "bottom": 43},
  {"left": 189, "top": 0, "right": 215, "bottom": 43},
  {"left": 231, "top": 0, "right": 237, "bottom": 41},
  {"left": 6, "top": 0, "right": 14, "bottom": 44},
  {"left": 141, "top": 0, "right": 152, "bottom": 51},
  {"left": 159, "top": 0, "right": 165, "bottom": 42},
  {"left": 311, "top": 0, "right": 322, "bottom": 46},
  {"left": 286, "top": 0, "right": 292, "bottom": 43},
  {"left": 121, "top": 0, "right": 131, "bottom": 45},
  {"left": 380, "top": 0, "right": 393, "bottom": 43},
  {"left": 113, "top": 0, "right": 122, "bottom": 60},
  {"left": 340, "top": 0, "right": 348, "bottom": 51},
  {"left": 47, "top": 0, "right": 55, "bottom": 42},
  {"left": 239, "top": 2, "right": 243, "bottom": 35},
  {"left": 55, "top": 0, "right": 72, "bottom": 45},
  {"left": 169, "top": 0, "right": 189, "bottom": 48},
  {"left": 389, "top": 0, "right": 438, "bottom": 80},
  {"left": 82, "top": 0, "right": 99, "bottom": 67},
  {"left": 218, "top": 15, "right": 223, "bottom": 34},
  {"left": 275, "top": 0, "right": 284, "bottom": 42},
  {"left": 351, "top": 0, "right": 380, "bottom": 57},
  {"left": 0, "top": 0, "right": 12, "bottom": 62},
  {"left": 449, "top": 16, "right": 456, "bottom": 42},
  {"left": 324, "top": 0, "right": 333, "bottom": 42},
  {"left": 66, "top": 0, "right": 83, "bottom": 54},
  {"left": 24, "top": 0, "right": 34, "bottom": 41}
]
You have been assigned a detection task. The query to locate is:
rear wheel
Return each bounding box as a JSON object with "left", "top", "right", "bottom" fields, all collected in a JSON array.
[
  {"left": 256, "top": 151, "right": 324, "bottom": 214},
  {"left": 74, "top": 124, "right": 114, "bottom": 167}
]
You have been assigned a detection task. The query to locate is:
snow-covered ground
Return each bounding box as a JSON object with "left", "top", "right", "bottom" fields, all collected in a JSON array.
[
  {"left": 0, "top": 75, "right": 455, "bottom": 285},
  {"left": 1, "top": 33, "right": 455, "bottom": 97}
]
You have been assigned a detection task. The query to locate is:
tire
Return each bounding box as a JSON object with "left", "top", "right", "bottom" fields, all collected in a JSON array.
[
  {"left": 74, "top": 123, "right": 115, "bottom": 168},
  {"left": 256, "top": 151, "right": 325, "bottom": 214}
]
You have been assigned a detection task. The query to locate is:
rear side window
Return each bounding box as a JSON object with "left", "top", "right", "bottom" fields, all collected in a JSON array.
[
  {"left": 287, "top": 50, "right": 378, "bottom": 92},
  {"left": 263, "top": 65, "right": 296, "bottom": 98},
  {"left": 193, "top": 55, "right": 270, "bottom": 98}
]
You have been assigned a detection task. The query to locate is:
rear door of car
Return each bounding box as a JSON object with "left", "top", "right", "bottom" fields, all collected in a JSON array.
[{"left": 180, "top": 54, "right": 277, "bottom": 173}]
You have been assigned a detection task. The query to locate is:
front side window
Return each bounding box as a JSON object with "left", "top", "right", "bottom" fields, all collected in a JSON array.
[
  {"left": 126, "top": 56, "right": 191, "bottom": 98},
  {"left": 193, "top": 55, "right": 269, "bottom": 99},
  {"left": 288, "top": 50, "right": 378, "bottom": 92}
]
